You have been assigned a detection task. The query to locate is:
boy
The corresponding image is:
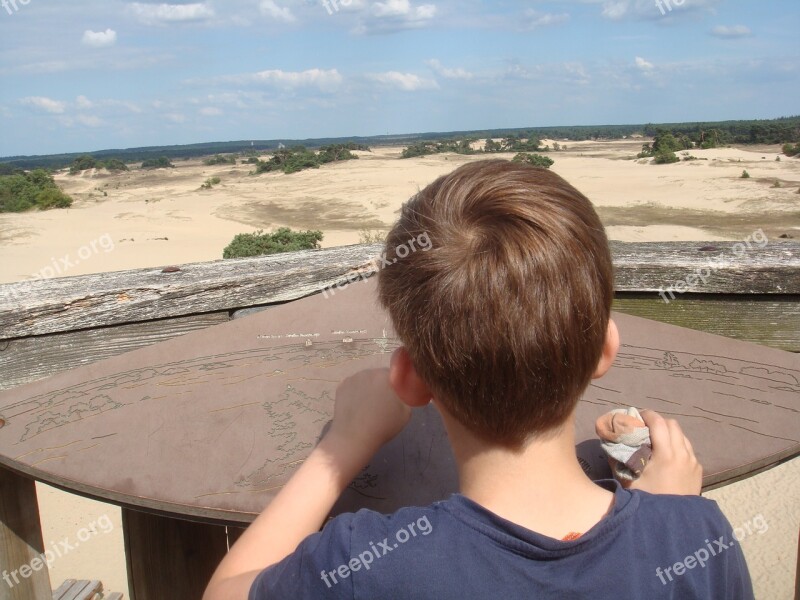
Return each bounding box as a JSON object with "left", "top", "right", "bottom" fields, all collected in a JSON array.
[{"left": 204, "top": 160, "right": 753, "bottom": 599}]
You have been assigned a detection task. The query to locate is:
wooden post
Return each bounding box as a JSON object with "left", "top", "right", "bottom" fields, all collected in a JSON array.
[
  {"left": 122, "top": 509, "right": 229, "bottom": 600},
  {"left": 0, "top": 468, "right": 51, "bottom": 600}
]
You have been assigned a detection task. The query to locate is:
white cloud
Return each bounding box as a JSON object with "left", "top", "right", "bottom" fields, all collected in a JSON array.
[
  {"left": 601, "top": 1, "right": 628, "bottom": 20},
  {"left": 711, "top": 25, "right": 752, "bottom": 39},
  {"left": 522, "top": 9, "right": 569, "bottom": 30},
  {"left": 635, "top": 56, "right": 654, "bottom": 70},
  {"left": 165, "top": 113, "right": 187, "bottom": 123},
  {"left": 76, "top": 95, "right": 94, "bottom": 109},
  {"left": 20, "top": 96, "right": 66, "bottom": 114},
  {"left": 82, "top": 29, "right": 118, "bottom": 47},
  {"left": 367, "top": 71, "right": 438, "bottom": 91},
  {"left": 199, "top": 106, "right": 223, "bottom": 116},
  {"left": 127, "top": 2, "right": 215, "bottom": 25},
  {"left": 76, "top": 115, "right": 104, "bottom": 127},
  {"left": 196, "top": 68, "right": 343, "bottom": 92},
  {"left": 425, "top": 59, "right": 473, "bottom": 80},
  {"left": 259, "top": 0, "right": 295, "bottom": 22},
  {"left": 354, "top": 0, "right": 436, "bottom": 33}
]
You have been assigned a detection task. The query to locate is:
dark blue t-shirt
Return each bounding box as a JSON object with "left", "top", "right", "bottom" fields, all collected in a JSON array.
[{"left": 249, "top": 480, "right": 753, "bottom": 599}]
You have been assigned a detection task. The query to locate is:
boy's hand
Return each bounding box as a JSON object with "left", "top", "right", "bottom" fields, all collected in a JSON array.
[
  {"left": 629, "top": 410, "right": 702, "bottom": 495},
  {"left": 326, "top": 368, "right": 412, "bottom": 460}
]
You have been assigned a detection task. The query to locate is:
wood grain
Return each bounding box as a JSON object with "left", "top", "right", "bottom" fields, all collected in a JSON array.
[
  {"left": 614, "top": 295, "right": 800, "bottom": 352},
  {"left": 0, "top": 469, "right": 50, "bottom": 600},
  {"left": 1, "top": 241, "right": 797, "bottom": 341},
  {"left": 0, "top": 313, "right": 230, "bottom": 391},
  {"left": 122, "top": 509, "right": 228, "bottom": 600}
]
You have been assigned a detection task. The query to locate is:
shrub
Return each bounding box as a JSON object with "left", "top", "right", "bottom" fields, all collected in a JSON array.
[
  {"left": 653, "top": 150, "right": 680, "bottom": 164},
  {"left": 783, "top": 143, "right": 800, "bottom": 157},
  {"left": 141, "top": 156, "right": 175, "bottom": 169},
  {"left": 204, "top": 154, "right": 237, "bottom": 166},
  {"left": 36, "top": 187, "right": 73, "bottom": 209},
  {"left": 772, "top": 180, "right": 782, "bottom": 188},
  {"left": 0, "top": 169, "right": 73, "bottom": 212},
  {"left": 223, "top": 227, "right": 323, "bottom": 259},
  {"left": 511, "top": 153, "right": 554, "bottom": 168},
  {"left": 101, "top": 158, "right": 129, "bottom": 171},
  {"left": 69, "top": 155, "right": 97, "bottom": 174},
  {"left": 741, "top": 170, "right": 750, "bottom": 178},
  {"left": 200, "top": 176, "right": 222, "bottom": 189}
]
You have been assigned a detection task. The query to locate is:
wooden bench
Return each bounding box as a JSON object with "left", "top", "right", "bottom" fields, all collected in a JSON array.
[{"left": 52, "top": 579, "right": 123, "bottom": 600}]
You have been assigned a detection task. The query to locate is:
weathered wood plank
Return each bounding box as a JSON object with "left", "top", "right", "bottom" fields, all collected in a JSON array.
[
  {"left": 0, "top": 313, "right": 230, "bottom": 391},
  {"left": 122, "top": 509, "right": 227, "bottom": 600},
  {"left": 0, "top": 468, "right": 51, "bottom": 600},
  {"left": 57, "top": 580, "right": 101, "bottom": 600},
  {"left": 614, "top": 295, "right": 800, "bottom": 353},
  {"left": 611, "top": 240, "right": 800, "bottom": 296},
  {"left": 0, "top": 241, "right": 797, "bottom": 340},
  {"left": 0, "top": 244, "right": 384, "bottom": 341}
]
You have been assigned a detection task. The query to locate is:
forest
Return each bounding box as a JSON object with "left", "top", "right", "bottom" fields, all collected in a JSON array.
[{"left": 2, "top": 117, "right": 797, "bottom": 171}]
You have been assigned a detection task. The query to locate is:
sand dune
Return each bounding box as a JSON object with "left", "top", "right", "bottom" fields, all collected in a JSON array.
[
  {"left": 1, "top": 141, "right": 798, "bottom": 284},
  {"left": 1, "top": 140, "right": 798, "bottom": 597}
]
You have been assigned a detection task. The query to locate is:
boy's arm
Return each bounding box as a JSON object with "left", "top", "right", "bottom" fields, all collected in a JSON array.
[{"left": 202, "top": 368, "right": 411, "bottom": 600}]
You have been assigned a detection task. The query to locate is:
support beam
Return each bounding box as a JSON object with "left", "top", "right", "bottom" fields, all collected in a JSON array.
[
  {"left": 122, "top": 509, "right": 228, "bottom": 600},
  {"left": 0, "top": 468, "right": 51, "bottom": 600}
]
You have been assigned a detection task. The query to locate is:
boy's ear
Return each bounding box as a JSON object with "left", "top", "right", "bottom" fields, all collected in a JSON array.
[
  {"left": 592, "top": 318, "right": 620, "bottom": 380},
  {"left": 389, "top": 347, "right": 433, "bottom": 408}
]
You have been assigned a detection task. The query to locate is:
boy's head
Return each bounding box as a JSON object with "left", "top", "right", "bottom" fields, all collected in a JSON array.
[{"left": 378, "top": 159, "right": 614, "bottom": 449}]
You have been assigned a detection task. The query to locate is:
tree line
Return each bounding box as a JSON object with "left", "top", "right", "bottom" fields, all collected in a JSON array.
[{"left": 2, "top": 117, "right": 797, "bottom": 171}]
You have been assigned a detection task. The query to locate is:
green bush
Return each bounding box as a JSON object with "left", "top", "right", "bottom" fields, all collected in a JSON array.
[
  {"left": 511, "top": 153, "right": 554, "bottom": 168},
  {"left": 653, "top": 150, "right": 680, "bottom": 164},
  {"left": 101, "top": 158, "right": 129, "bottom": 171},
  {"left": 741, "top": 170, "right": 751, "bottom": 178},
  {"left": 36, "top": 187, "right": 73, "bottom": 209},
  {"left": 141, "top": 156, "right": 175, "bottom": 169},
  {"left": 223, "top": 228, "right": 323, "bottom": 259},
  {"left": 783, "top": 143, "right": 800, "bottom": 157},
  {"left": 254, "top": 145, "right": 358, "bottom": 175},
  {"left": 69, "top": 154, "right": 97, "bottom": 174},
  {"left": 200, "top": 176, "right": 222, "bottom": 189},
  {"left": 204, "top": 154, "right": 237, "bottom": 166},
  {"left": 0, "top": 169, "right": 73, "bottom": 212}
]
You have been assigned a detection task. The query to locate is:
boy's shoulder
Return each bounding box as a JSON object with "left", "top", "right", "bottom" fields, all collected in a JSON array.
[{"left": 250, "top": 482, "right": 752, "bottom": 599}]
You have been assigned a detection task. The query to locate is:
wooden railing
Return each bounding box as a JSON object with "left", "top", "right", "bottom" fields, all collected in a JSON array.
[{"left": 1, "top": 241, "right": 798, "bottom": 599}]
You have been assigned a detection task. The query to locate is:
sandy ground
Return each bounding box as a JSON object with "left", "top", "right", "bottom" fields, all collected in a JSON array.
[
  {"left": 1, "top": 140, "right": 798, "bottom": 597},
  {"left": 1, "top": 141, "right": 799, "bottom": 283}
]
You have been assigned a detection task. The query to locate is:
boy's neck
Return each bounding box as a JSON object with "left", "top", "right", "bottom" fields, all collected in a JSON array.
[{"left": 437, "top": 403, "right": 615, "bottom": 540}]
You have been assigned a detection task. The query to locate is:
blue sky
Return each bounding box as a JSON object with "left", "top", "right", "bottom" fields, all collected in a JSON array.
[{"left": 0, "top": 0, "right": 797, "bottom": 156}]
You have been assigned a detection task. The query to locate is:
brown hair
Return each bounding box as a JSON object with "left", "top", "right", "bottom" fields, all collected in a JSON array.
[{"left": 378, "top": 159, "right": 613, "bottom": 448}]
